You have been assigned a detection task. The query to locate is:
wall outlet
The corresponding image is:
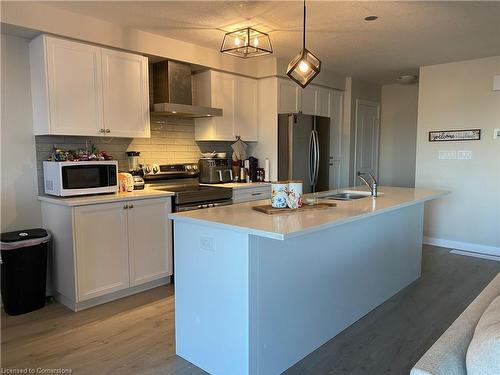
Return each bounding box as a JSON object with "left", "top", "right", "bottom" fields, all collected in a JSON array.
[
  {"left": 200, "top": 236, "right": 215, "bottom": 252},
  {"left": 439, "top": 150, "right": 457, "bottom": 160},
  {"left": 457, "top": 150, "right": 472, "bottom": 160},
  {"left": 494, "top": 128, "right": 500, "bottom": 139}
]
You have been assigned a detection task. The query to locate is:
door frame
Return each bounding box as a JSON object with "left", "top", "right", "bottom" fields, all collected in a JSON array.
[{"left": 353, "top": 99, "right": 380, "bottom": 184}]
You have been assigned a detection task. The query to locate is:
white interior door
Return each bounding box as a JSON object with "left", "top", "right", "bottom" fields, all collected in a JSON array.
[
  {"left": 329, "top": 91, "right": 343, "bottom": 189},
  {"left": 354, "top": 99, "right": 380, "bottom": 185}
]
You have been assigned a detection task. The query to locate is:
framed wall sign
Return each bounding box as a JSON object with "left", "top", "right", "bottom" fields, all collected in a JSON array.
[{"left": 429, "top": 129, "right": 481, "bottom": 142}]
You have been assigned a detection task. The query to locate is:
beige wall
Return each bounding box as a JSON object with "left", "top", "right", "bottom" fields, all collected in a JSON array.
[
  {"left": 1, "top": 34, "right": 41, "bottom": 232},
  {"left": 379, "top": 83, "right": 419, "bottom": 187},
  {"left": 415, "top": 56, "right": 500, "bottom": 254}
]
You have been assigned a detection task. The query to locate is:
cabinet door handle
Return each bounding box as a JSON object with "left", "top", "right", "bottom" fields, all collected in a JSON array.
[
  {"left": 105, "top": 129, "right": 111, "bottom": 133},
  {"left": 128, "top": 204, "right": 134, "bottom": 209},
  {"left": 251, "top": 192, "right": 262, "bottom": 196},
  {"left": 123, "top": 205, "right": 128, "bottom": 209}
]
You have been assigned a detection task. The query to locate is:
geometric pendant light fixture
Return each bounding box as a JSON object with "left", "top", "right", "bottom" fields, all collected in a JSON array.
[
  {"left": 221, "top": 27, "right": 273, "bottom": 58},
  {"left": 286, "top": 0, "right": 321, "bottom": 88}
]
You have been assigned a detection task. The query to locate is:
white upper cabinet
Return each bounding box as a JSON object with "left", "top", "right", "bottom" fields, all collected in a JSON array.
[
  {"left": 300, "top": 86, "right": 317, "bottom": 115},
  {"left": 194, "top": 70, "right": 258, "bottom": 141},
  {"left": 278, "top": 79, "right": 300, "bottom": 113},
  {"left": 278, "top": 78, "right": 333, "bottom": 118},
  {"left": 31, "top": 36, "right": 104, "bottom": 136},
  {"left": 101, "top": 49, "right": 150, "bottom": 138},
  {"left": 234, "top": 76, "right": 258, "bottom": 141},
  {"left": 30, "top": 35, "right": 150, "bottom": 138},
  {"left": 316, "top": 87, "right": 331, "bottom": 118}
]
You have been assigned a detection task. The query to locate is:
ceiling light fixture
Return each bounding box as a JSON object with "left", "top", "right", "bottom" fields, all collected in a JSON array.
[
  {"left": 364, "top": 15, "right": 378, "bottom": 21},
  {"left": 286, "top": 0, "right": 321, "bottom": 88},
  {"left": 220, "top": 27, "right": 273, "bottom": 58}
]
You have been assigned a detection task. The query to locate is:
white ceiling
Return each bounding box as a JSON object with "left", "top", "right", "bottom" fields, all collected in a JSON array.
[{"left": 42, "top": 1, "right": 500, "bottom": 84}]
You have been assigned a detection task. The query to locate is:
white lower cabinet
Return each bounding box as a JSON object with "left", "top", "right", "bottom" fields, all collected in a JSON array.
[
  {"left": 232, "top": 185, "right": 271, "bottom": 204},
  {"left": 41, "top": 196, "right": 172, "bottom": 311},
  {"left": 127, "top": 199, "right": 172, "bottom": 287},
  {"left": 74, "top": 202, "right": 130, "bottom": 301}
]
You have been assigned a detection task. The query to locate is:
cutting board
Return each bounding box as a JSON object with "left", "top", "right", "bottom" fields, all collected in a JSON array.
[{"left": 252, "top": 201, "right": 337, "bottom": 215}]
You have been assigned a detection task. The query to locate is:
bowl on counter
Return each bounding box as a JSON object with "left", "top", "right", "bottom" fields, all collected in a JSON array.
[
  {"left": 200, "top": 151, "right": 216, "bottom": 159},
  {"left": 215, "top": 152, "right": 227, "bottom": 159}
]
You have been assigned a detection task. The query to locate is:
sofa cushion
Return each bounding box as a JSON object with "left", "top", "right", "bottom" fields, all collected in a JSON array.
[{"left": 466, "top": 294, "right": 500, "bottom": 375}]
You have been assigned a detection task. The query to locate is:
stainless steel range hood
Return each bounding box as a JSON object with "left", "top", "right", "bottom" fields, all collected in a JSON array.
[{"left": 151, "top": 61, "right": 222, "bottom": 118}]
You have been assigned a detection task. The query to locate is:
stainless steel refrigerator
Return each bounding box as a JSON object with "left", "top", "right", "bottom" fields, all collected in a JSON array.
[{"left": 278, "top": 113, "right": 330, "bottom": 193}]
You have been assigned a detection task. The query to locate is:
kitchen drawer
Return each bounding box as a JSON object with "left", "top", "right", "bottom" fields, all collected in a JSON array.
[{"left": 232, "top": 186, "right": 271, "bottom": 203}]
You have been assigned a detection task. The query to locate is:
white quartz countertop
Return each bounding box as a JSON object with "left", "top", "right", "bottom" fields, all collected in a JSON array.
[
  {"left": 200, "top": 182, "right": 271, "bottom": 189},
  {"left": 169, "top": 186, "right": 449, "bottom": 240},
  {"left": 38, "top": 188, "right": 174, "bottom": 207}
]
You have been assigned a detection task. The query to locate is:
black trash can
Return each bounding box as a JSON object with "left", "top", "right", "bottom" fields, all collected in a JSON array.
[{"left": 1, "top": 228, "right": 51, "bottom": 316}]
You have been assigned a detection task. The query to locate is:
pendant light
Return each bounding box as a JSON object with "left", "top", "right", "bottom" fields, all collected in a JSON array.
[
  {"left": 221, "top": 27, "right": 273, "bottom": 58},
  {"left": 286, "top": 0, "right": 321, "bottom": 88}
]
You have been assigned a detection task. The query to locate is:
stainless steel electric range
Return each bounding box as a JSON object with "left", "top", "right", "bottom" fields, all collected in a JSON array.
[{"left": 142, "top": 163, "right": 232, "bottom": 212}]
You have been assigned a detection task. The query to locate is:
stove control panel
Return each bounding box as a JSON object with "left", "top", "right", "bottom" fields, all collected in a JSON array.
[{"left": 142, "top": 163, "right": 199, "bottom": 180}]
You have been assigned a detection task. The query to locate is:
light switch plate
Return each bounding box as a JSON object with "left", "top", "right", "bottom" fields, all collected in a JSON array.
[
  {"left": 494, "top": 128, "right": 500, "bottom": 139},
  {"left": 439, "top": 150, "right": 457, "bottom": 160},
  {"left": 457, "top": 150, "right": 472, "bottom": 160}
]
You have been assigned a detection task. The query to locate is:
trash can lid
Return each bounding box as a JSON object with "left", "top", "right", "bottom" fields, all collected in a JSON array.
[{"left": 1, "top": 228, "right": 49, "bottom": 243}]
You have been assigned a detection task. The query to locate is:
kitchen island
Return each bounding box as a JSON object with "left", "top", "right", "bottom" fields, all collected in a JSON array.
[{"left": 169, "top": 186, "right": 448, "bottom": 375}]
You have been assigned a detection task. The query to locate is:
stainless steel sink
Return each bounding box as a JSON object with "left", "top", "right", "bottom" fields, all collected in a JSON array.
[{"left": 323, "top": 191, "right": 371, "bottom": 201}]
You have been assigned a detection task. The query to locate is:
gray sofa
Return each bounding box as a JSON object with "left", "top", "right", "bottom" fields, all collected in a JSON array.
[{"left": 411, "top": 272, "right": 500, "bottom": 375}]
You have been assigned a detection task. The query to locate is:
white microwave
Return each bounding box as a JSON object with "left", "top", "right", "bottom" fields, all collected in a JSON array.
[{"left": 43, "top": 160, "right": 118, "bottom": 197}]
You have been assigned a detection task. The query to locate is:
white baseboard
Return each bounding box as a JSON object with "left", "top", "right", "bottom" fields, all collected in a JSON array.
[
  {"left": 449, "top": 250, "right": 500, "bottom": 262},
  {"left": 423, "top": 236, "right": 500, "bottom": 257}
]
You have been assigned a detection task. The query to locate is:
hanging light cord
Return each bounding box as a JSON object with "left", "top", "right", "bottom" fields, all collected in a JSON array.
[{"left": 302, "top": 0, "right": 306, "bottom": 49}]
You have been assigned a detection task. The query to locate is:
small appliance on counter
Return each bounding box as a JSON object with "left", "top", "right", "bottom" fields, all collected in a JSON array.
[
  {"left": 43, "top": 160, "right": 118, "bottom": 197},
  {"left": 248, "top": 157, "right": 258, "bottom": 182},
  {"left": 126, "top": 151, "right": 141, "bottom": 174},
  {"left": 199, "top": 158, "right": 233, "bottom": 184},
  {"left": 132, "top": 175, "right": 145, "bottom": 190},
  {"left": 119, "top": 172, "right": 134, "bottom": 192}
]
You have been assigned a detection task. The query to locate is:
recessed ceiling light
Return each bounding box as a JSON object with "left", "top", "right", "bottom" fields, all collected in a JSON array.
[{"left": 364, "top": 15, "right": 378, "bottom": 21}]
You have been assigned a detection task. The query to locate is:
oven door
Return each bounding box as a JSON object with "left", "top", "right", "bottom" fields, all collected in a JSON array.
[
  {"left": 175, "top": 199, "right": 233, "bottom": 212},
  {"left": 60, "top": 163, "right": 118, "bottom": 196}
]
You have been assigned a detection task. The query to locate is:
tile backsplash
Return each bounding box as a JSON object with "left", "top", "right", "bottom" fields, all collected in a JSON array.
[{"left": 35, "top": 117, "right": 233, "bottom": 193}]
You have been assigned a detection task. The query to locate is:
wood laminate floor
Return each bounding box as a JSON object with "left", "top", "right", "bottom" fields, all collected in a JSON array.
[{"left": 2, "top": 245, "right": 499, "bottom": 375}]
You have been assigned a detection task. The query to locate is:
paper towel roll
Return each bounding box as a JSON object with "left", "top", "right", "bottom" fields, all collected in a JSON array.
[{"left": 264, "top": 158, "right": 270, "bottom": 182}]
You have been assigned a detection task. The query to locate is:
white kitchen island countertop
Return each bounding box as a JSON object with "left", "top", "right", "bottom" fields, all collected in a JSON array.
[
  {"left": 38, "top": 188, "right": 174, "bottom": 206},
  {"left": 169, "top": 186, "right": 449, "bottom": 240}
]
